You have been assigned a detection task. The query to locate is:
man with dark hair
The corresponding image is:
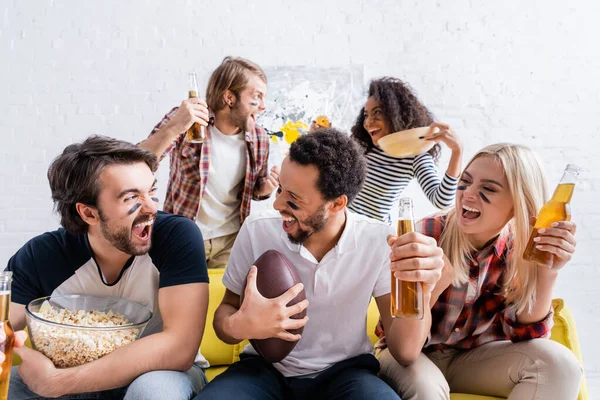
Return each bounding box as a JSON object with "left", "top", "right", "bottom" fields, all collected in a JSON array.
[
  {"left": 140, "top": 56, "right": 278, "bottom": 269},
  {"left": 5, "top": 136, "right": 210, "bottom": 399},
  {"left": 194, "top": 129, "right": 445, "bottom": 399}
]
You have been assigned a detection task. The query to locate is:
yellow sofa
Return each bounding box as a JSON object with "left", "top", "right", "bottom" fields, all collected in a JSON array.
[
  {"left": 13, "top": 268, "right": 588, "bottom": 399},
  {"left": 202, "top": 269, "right": 589, "bottom": 400}
]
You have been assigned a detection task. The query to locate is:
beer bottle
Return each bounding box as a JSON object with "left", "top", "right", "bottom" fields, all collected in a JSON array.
[
  {"left": 0, "top": 272, "right": 14, "bottom": 400},
  {"left": 524, "top": 164, "right": 581, "bottom": 267},
  {"left": 391, "top": 198, "right": 424, "bottom": 319},
  {"left": 186, "top": 72, "right": 206, "bottom": 143}
]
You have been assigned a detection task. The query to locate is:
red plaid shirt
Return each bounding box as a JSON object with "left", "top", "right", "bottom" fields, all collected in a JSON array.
[
  {"left": 376, "top": 213, "right": 553, "bottom": 351},
  {"left": 150, "top": 108, "right": 270, "bottom": 223}
]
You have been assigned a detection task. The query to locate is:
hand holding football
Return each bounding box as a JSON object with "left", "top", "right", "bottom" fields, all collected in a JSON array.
[{"left": 239, "top": 250, "right": 308, "bottom": 362}]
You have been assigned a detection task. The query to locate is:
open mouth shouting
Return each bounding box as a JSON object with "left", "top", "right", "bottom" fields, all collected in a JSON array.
[
  {"left": 368, "top": 129, "right": 386, "bottom": 145},
  {"left": 368, "top": 129, "right": 381, "bottom": 138},
  {"left": 132, "top": 217, "right": 155, "bottom": 241},
  {"left": 281, "top": 214, "right": 298, "bottom": 233},
  {"left": 461, "top": 204, "right": 481, "bottom": 220}
]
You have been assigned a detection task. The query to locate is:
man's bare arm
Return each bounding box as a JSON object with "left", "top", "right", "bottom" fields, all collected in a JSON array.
[
  {"left": 139, "top": 98, "right": 209, "bottom": 158},
  {"left": 213, "top": 267, "right": 309, "bottom": 345},
  {"left": 15, "top": 282, "right": 208, "bottom": 396},
  {"left": 376, "top": 294, "right": 432, "bottom": 366}
]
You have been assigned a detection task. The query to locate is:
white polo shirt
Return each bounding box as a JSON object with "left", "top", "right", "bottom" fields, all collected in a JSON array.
[{"left": 223, "top": 209, "right": 394, "bottom": 377}]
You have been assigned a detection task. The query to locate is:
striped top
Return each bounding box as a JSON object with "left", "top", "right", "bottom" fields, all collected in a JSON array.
[{"left": 348, "top": 146, "right": 458, "bottom": 223}]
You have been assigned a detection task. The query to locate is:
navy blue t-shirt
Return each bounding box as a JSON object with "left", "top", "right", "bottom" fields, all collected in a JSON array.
[{"left": 6, "top": 211, "right": 209, "bottom": 339}]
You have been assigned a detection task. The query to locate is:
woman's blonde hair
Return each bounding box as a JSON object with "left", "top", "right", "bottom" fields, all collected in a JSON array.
[
  {"left": 439, "top": 143, "right": 549, "bottom": 314},
  {"left": 205, "top": 56, "right": 267, "bottom": 112}
]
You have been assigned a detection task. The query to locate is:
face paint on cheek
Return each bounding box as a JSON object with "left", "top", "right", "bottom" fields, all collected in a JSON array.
[
  {"left": 457, "top": 186, "right": 467, "bottom": 191},
  {"left": 479, "top": 192, "right": 491, "bottom": 204},
  {"left": 151, "top": 197, "right": 159, "bottom": 203},
  {"left": 127, "top": 203, "right": 142, "bottom": 215},
  {"left": 286, "top": 201, "right": 299, "bottom": 210},
  {"left": 250, "top": 102, "right": 258, "bottom": 106}
]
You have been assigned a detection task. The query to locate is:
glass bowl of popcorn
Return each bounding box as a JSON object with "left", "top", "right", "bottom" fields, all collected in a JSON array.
[{"left": 25, "top": 294, "right": 152, "bottom": 368}]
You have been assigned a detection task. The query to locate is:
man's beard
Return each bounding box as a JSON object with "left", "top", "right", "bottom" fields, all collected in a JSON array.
[
  {"left": 229, "top": 102, "right": 251, "bottom": 133},
  {"left": 98, "top": 209, "right": 153, "bottom": 256},
  {"left": 287, "top": 206, "right": 329, "bottom": 245}
]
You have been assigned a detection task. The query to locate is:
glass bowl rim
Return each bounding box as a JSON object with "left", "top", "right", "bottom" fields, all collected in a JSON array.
[{"left": 25, "top": 294, "right": 152, "bottom": 331}]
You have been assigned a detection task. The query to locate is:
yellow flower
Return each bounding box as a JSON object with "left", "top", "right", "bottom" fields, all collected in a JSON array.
[
  {"left": 280, "top": 120, "right": 309, "bottom": 145},
  {"left": 315, "top": 115, "right": 331, "bottom": 128}
]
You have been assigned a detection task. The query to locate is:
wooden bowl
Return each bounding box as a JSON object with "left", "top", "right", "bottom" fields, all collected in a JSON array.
[{"left": 377, "top": 126, "right": 437, "bottom": 158}]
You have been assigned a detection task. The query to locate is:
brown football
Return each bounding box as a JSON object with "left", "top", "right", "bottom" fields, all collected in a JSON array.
[{"left": 239, "top": 249, "right": 307, "bottom": 363}]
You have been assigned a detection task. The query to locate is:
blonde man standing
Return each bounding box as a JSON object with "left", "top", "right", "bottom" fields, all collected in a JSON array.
[{"left": 141, "top": 57, "right": 278, "bottom": 269}]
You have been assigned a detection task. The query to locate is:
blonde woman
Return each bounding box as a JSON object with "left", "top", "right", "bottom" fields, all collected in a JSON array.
[{"left": 376, "top": 143, "right": 583, "bottom": 399}]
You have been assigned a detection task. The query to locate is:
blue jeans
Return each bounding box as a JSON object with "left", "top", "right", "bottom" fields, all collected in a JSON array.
[
  {"left": 194, "top": 354, "right": 400, "bottom": 400},
  {"left": 8, "top": 363, "right": 208, "bottom": 400}
]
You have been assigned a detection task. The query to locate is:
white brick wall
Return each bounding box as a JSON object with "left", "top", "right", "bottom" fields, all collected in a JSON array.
[{"left": 1, "top": 0, "right": 599, "bottom": 395}]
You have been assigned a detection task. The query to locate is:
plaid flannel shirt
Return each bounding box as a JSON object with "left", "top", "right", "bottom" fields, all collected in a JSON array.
[
  {"left": 149, "top": 107, "right": 270, "bottom": 223},
  {"left": 375, "top": 213, "right": 553, "bottom": 351}
]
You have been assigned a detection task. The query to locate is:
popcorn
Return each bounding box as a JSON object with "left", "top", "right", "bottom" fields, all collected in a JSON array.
[{"left": 29, "top": 305, "right": 140, "bottom": 368}]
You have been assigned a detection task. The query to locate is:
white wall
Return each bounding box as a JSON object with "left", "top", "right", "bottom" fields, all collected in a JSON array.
[{"left": 1, "top": 0, "right": 599, "bottom": 394}]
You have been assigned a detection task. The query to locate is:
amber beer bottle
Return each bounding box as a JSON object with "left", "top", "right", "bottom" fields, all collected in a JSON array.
[
  {"left": 391, "top": 198, "right": 424, "bottom": 319},
  {"left": 186, "top": 72, "right": 206, "bottom": 143},
  {"left": 0, "top": 272, "right": 14, "bottom": 400},
  {"left": 524, "top": 164, "right": 581, "bottom": 267}
]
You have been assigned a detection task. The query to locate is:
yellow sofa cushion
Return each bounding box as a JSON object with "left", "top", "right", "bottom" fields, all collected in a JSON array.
[{"left": 200, "top": 269, "right": 248, "bottom": 366}]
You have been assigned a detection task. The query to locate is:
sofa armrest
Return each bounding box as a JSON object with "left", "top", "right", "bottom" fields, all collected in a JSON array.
[{"left": 550, "top": 298, "right": 588, "bottom": 400}]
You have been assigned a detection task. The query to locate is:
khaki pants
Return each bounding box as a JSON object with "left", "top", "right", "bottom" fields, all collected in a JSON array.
[
  {"left": 378, "top": 339, "right": 582, "bottom": 400},
  {"left": 204, "top": 232, "right": 238, "bottom": 269}
]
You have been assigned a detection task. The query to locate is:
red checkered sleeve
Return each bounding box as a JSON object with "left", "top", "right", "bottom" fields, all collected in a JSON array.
[
  {"left": 415, "top": 213, "right": 446, "bottom": 242},
  {"left": 374, "top": 214, "right": 445, "bottom": 352},
  {"left": 374, "top": 318, "right": 387, "bottom": 351},
  {"left": 148, "top": 107, "right": 183, "bottom": 162},
  {"left": 502, "top": 304, "right": 554, "bottom": 341},
  {"left": 251, "top": 126, "right": 271, "bottom": 201}
]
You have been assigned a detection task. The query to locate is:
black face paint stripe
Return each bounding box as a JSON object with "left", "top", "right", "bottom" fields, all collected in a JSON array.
[
  {"left": 286, "top": 201, "right": 299, "bottom": 210},
  {"left": 479, "top": 192, "right": 490, "bottom": 204},
  {"left": 151, "top": 197, "right": 159, "bottom": 203},
  {"left": 457, "top": 186, "right": 467, "bottom": 191},
  {"left": 127, "top": 203, "right": 142, "bottom": 215}
]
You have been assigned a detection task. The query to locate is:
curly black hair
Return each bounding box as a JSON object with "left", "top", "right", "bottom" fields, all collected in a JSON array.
[
  {"left": 351, "top": 77, "right": 441, "bottom": 162},
  {"left": 288, "top": 128, "right": 366, "bottom": 204}
]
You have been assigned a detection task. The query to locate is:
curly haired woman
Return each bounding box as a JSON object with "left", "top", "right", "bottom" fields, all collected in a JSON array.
[{"left": 349, "top": 77, "right": 462, "bottom": 223}]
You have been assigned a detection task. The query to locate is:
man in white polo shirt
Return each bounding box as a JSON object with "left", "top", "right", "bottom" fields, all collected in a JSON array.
[{"left": 194, "top": 129, "right": 445, "bottom": 399}]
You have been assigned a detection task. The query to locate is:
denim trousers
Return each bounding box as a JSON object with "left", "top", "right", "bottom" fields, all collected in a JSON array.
[
  {"left": 8, "top": 363, "right": 207, "bottom": 400},
  {"left": 193, "top": 353, "right": 400, "bottom": 400}
]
